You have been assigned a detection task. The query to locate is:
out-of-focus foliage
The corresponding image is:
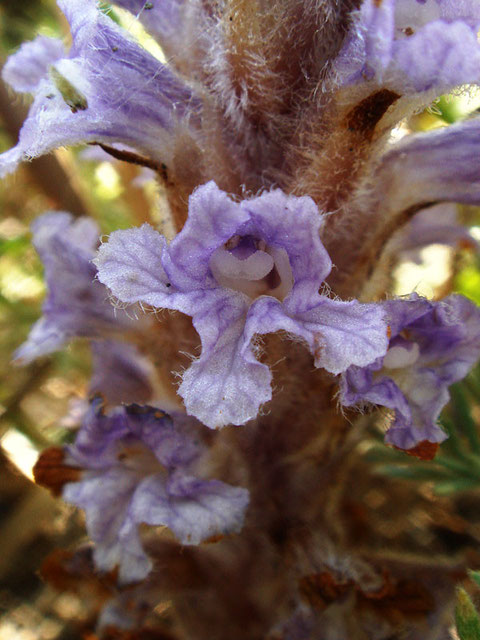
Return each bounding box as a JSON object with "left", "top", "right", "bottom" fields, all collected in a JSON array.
[{"left": 456, "top": 586, "right": 480, "bottom": 640}]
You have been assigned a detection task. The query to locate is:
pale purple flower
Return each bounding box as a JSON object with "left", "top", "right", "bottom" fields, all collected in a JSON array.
[
  {"left": 90, "top": 340, "right": 155, "bottom": 406},
  {"left": 58, "top": 399, "right": 249, "bottom": 584},
  {"left": 14, "top": 212, "right": 134, "bottom": 364},
  {"left": 94, "top": 181, "right": 388, "bottom": 428},
  {"left": 111, "top": 0, "right": 187, "bottom": 63},
  {"left": 377, "top": 119, "right": 480, "bottom": 213},
  {"left": 2, "top": 35, "right": 65, "bottom": 93},
  {"left": 340, "top": 294, "right": 480, "bottom": 451},
  {"left": 396, "top": 203, "right": 478, "bottom": 263},
  {"left": 0, "top": 0, "right": 200, "bottom": 178},
  {"left": 336, "top": 0, "right": 480, "bottom": 92}
]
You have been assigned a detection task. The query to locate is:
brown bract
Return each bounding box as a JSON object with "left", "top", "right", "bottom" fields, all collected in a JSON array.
[{"left": 33, "top": 446, "right": 82, "bottom": 496}]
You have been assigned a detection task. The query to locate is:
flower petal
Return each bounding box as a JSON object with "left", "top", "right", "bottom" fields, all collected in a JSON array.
[
  {"left": 410, "top": 294, "right": 480, "bottom": 384},
  {"left": 163, "top": 181, "right": 250, "bottom": 290},
  {"left": 239, "top": 189, "right": 331, "bottom": 308},
  {"left": 2, "top": 35, "right": 65, "bottom": 93},
  {"left": 336, "top": 0, "right": 480, "bottom": 93},
  {"left": 377, "top": 119, "right": 480, "bottom": 212},
  {"left": 130, "top": 470, "right": 249, "bottom": 545},
  {"left": 14, "top": 213, "right": 132, "bottom": 364},
  {"left": 391, "top": 20, "right": 480, "bottom": 92},
  {"left": 62, "top": 401, "right": 248, "bottom": 582},
  {"left": 63, "top": 467, "right": 152, "bottom": 584},
  {"left": 0, "top": 0, "right": 200, "bottom": 178},
  {"left": 340, "top": 294, "right": 480, "bottom": 450},
  {"left": 384, "top": 368, "right": 449, "bottom": 450},
  {"left": 178, "top": 290, "right": 271, "bottom": 427},
  {"left": 247, "top": 296, "right": 388, "bottom": 376},
  {"left": 14, "top": 317, "right": 68, "bottom": 364},
  {"left": 94, "top": 224, "right": 172, "bottom": 304}
]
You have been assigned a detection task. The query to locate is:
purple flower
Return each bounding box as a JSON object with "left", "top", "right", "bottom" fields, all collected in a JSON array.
[
  {"left": 394, "top": 203, "right": 479, "bottom": 264},
  {"left": 0, "top": 0, "right": 200, "bottom": 178},
  {"left": 14, "top": 212, "right": 135, "bottom": 364},
  {"left": 90, "top": 340, "right": 155, "bottom": 406},
  {"left": 336, "top": 0, "right": 480, "bottom": 93},
  {"left": 111, "top": 0, "right": 188, "bottom": 65},
  {"left": 94, "top": 181, "right": 388, "bottom": 428},
  {"left": 35, "top": 399, "right": 249, "bottom": 584},
  {"left": 2, "top": 35, "right": 65, "bottom": 93},
  {"left": 377, "top": 119, "right": 480, "bottom": 212},
  {"left": 340, "top": 294, "right": 480, "bottom": 451}
]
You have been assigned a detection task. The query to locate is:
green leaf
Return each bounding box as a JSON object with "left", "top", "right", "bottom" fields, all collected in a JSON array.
[
  {"left": 375, "top": 464, "right": 455, "bottom": 483},
  {"left": 450, "top": 384, "right": 480, "bottom": 454},
  {"left": 469, "top": 571, "right": 480, "bottom": 589},
  {"left": 456, "top": 588, "right": 480, "bottom": 640},
  {"left": 433, "top": 477, "right": 480, "bottom": 496}
]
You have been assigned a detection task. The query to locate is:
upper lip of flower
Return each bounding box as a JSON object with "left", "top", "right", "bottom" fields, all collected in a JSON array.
[{"left": 209, "top": 235, "right": 294, "bottom": 301}]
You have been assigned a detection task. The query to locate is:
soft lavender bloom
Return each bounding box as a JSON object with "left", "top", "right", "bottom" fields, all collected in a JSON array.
[
  {"left": 2, "top": 35, "right": 65, "bottom": 93},
  {"left": 395, "top": 203, "right": 479, "bottom": 264},
  {"left": 90, "top": 340, "right": 155, "bottom": 405},
  {"left": 60, "top": 399, "right": 249, "bottom": 584},
  {"left": 377, "top": 119, "right": 480, "bottom": 213},
  {"left": 95, "top": 181, "right": 388, "bottom": 428},
  {"left": 340, "top": 294, "right": 480, "bottom": 451},
  {"left": 0, "top": 0, "right": 200, "bottom": 178},
  {"left": 337, "top": 0, "right": 480, "bottom": 92},
  {"left": 112, "top": 0, "right": 186, "bottom": 57},
  {"left": 14, "top": 212, "right": 134, "bottom": 364}
]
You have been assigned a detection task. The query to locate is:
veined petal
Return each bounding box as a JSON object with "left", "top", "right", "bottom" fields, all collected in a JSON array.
[
  {"left": 14, "top": 213, "right": 133, "bottom": 364},
  {"left": 340, "top": 294, "right": 480, "bottom": 451},
  {"left": 384, "top": 368, "right": 450, "bottom": 450},
  {"left": 94, "top": 224, "right": 171, "bottom": 304},
  {"left": 63, "top": 467, "right": 152, "bottom": 584},
  {"left": 55, "top": 401, "right": 249, "bottom": 583},
  {"left": 163, "top": 181, "right": 250, "bottom": 290},
  {"left": 378, "top": 119, "right": 480, "bottom": 212},
  {"left": 413, "top": 294, "right": 480, "bottom": 383},
  {"left": 0, "top": 0, "right": 200, "bottom": 178},
  {"left": 391, "top": 20, "right": 480, "bottom": 92},
  {"left": 363, "top": 0, "right": 396, "bottom": 77},
  {"left": 239, "top": 189, "right": 331, "bottom": 308},
  {"left": 247, "top": 296, "right": 388, "bottom": 376},
  {"left": 2, "top": 35, "right": 65, "bottom": 93},
  {"left": 341, "top": 366, "right": 410, "bottom": 417},
  {"left": 383, "top": 294, "right": 433, "bottom": 337},
  {"left": 111, "top": 0, "right": 185, "bottom": 50},
  {"left": 336, "top": 0, "right": 480, "bottom": 93},
  {"left": 90, "top": 340, "right": 154, "bottom": 405},
  {"left": 130, "top": 470, "right": 249, "bottom": 545},
  {"left": 178, "top": 289, "right": 271, "bottom": 428}
]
